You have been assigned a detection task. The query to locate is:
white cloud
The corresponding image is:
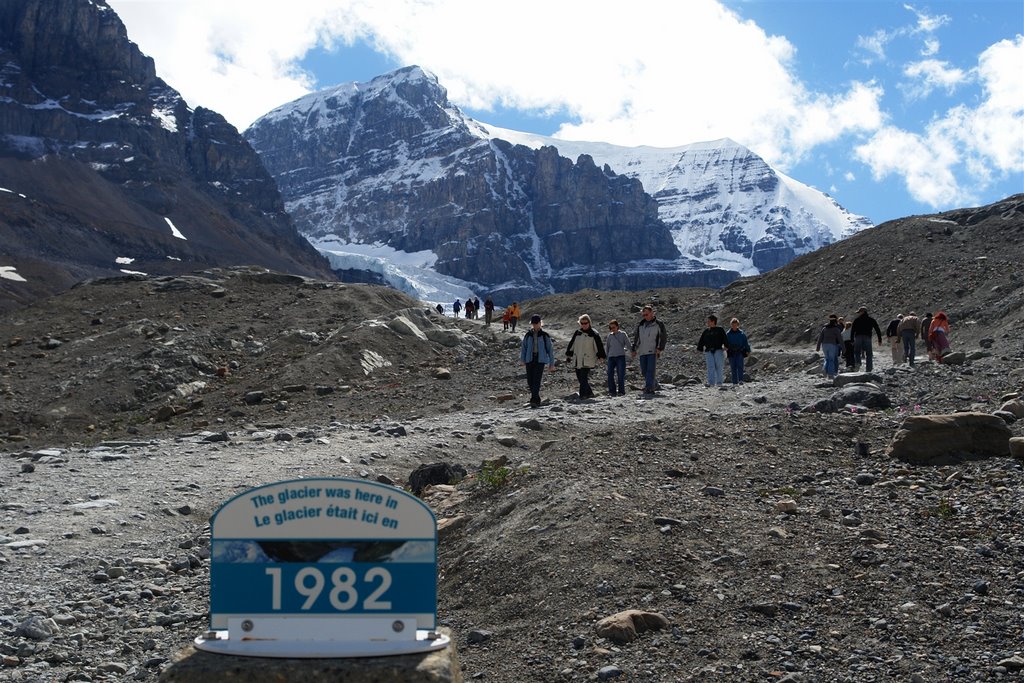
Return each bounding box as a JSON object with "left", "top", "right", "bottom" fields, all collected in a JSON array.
[
  {"left": 921, "top": 38, "right": 940, "bottom": 57},
  {"left": 902, "top": 59, "right": 968, "bottom": 98},
  {"left": 856, "top": 29, "right": 894, "bottom": 64},
  {"left": 904, "top": 4, "right": 951, "bottom": 35},
  {"left": 108, "top": 0, "right": 884, "bottom": 169},
  {"left": 856, "top": 35, "right": 1024, "bottom": 207},
  {"left": 844, "top": 171, "right": 856, "bottom": 182}
]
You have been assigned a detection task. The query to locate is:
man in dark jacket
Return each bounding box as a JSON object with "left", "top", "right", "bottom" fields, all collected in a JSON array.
[
  {"left": 851, "top": 306, "right": 883, "bottom": 372},
  {"left": 696, "top": 315, "right": 729, "bottom": 387}
]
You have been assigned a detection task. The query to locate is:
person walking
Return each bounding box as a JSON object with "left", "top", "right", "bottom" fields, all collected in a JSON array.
[
  {"left": 897, "top": 312, "right": 922, "bottom": 366},
  {"left": 484, "top": 297, "right": 495, "bottom": 326},
  {"left": 502, "top": 307, "right": 511, "bottom": 331},
  {"left": 851, "top": 306, "right": 883, "bottom": 372},
  {"left": 885, "top": 314, "right": 904, "bottom": 364},
  {"left": 464, "top": 298, "right": 474, "bottom": 319},
  {"left": 565, "top": 314, "right": 606, "bottom": 400},
  {"left": 452, "top": 299, "right": 462, "bottom": 318},
  {"left": 696, "top": 315, "right": 729, "bottom": 387},
  {"left": 473, "top": 297, "right": 481, "bottom": 320},
  {"left": 508, "top": 302, "right": 521, "bottom": 332},
  {"left": 434, "top": 303, "right": 444, "bottom": 316},
  {"left": 605, "top": 319, "right": 630, "bottom": 396},
  {"left": 928, "top": 311, "right": 952, "bottom": 360},
  {"left": 921, "top": 312, "right": 933, "bottom": 358},
  {"left": 816, "top": 314, "right": 844, "bottom": 379},
  {"left": 631, "top": 305, "right": 667, "bottom": 395},
  {"left": 725, "top": 318, "right": 751, "bottom": 386},
  {"left": 841, "top": 320, "right": 855, "bottom": 370},
  {"left": 520, "top": 314, "right": 555, "bottom": 407}
]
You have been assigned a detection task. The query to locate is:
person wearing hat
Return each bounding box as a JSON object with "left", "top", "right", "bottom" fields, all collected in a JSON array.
[
  {"left": 520, "top": 314, "right": 555, "bottom": 407},
  {"left": 851, "top": 306, "right": 883, "bottom": 372}
]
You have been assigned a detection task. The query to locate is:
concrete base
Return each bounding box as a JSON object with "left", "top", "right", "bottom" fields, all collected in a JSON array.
[{"left": 159, "top": 628, "right": 461, "bottom": 683}]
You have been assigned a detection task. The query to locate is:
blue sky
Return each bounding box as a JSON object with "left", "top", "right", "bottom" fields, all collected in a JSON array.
[{"left": 110, "top": 0, "right": 1022, "bottom": 225}]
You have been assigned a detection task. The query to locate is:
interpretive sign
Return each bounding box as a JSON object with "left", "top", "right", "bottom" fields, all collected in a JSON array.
[{"left": 194, "top": 478, "right": 448, "bottom": 658}]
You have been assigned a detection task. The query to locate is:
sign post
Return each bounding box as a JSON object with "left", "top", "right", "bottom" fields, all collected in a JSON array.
[{"left": 193, "top": 478, "right": 449, "bottom": 658}]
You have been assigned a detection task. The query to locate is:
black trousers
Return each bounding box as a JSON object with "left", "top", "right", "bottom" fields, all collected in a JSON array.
[
  {"left": 575, "top": 368, "right": 593, "bottom": 398},
  {"left": 525, "top": 361, "right": 545, "bottom": 400}
]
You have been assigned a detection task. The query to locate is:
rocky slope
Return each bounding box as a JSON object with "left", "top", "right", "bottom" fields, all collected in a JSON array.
[
  {"left": 1, "top": 199, "right": 1022, "bottom": 682},
  {"left": 0, "top": 0, "right": 334, "bottom": 314}
]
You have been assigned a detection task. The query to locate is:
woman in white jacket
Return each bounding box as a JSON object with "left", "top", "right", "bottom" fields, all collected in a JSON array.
[{"left": 565, "top": 314, "right": 606, "bottom": 399}]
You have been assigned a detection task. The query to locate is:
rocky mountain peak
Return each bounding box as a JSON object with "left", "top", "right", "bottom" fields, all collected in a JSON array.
[{"left": 0, "top": 0, "right": 334, "bottom": 312}]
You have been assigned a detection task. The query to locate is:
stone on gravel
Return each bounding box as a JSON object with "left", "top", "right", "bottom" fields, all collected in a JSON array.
[
  {"left": 408, "top": 462, "right": 468, "bottom": 495},
  {"left": 939, "top": 351, "right": 966, "bottom": 364},
  {"left": 808, "top": 383, "right": 890, "bottom": 413},
  {"left": 1009, "top": 437, "right": 1024, "bottom": 459},
  {"left": 597, "top": 665, "right": 624, "bottom": 680},
  {"left": 594, "top": 610, "right": 670, "bottom": 644},
  {"left": 886, "top": 412, "right": 1013, "bottom": 464},
  {"left": 775, "top": 499, "right": 798, "bottom": 514},
  {"left": 999, "top": 400, "right": 1024, "bottom": 418},
  {"left": 833, "top": 372, "right": 883, "bottom": 387},
  {"left": 17, "top": 615, "right": 58, "bottom": 640}
]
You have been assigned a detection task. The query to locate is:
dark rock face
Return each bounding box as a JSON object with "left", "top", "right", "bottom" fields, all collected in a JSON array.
[
  {"left": 246, "top": 67, "right": 731, "bottom": 299},
  {"left": 0, "top": 0, "right": 334, "bottom": 312}
]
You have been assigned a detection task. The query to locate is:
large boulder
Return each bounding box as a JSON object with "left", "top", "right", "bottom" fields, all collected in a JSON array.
[
  {"left": 594, "top": 610, "right": 670, "bottom": 645},
  {"left": 886, "top": 412, "right": 1013, "bottom": 465},
  {"left": 806, "top": 383, "right": 890, "bottom": 413}
]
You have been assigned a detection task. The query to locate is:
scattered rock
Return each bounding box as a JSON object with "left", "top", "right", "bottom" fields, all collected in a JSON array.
[
  {"left": 594, "top": 610, "right": 670, "bottom": 644},
  {"left": 886, "top": 412, "right": 1013, "bottom": 464}
]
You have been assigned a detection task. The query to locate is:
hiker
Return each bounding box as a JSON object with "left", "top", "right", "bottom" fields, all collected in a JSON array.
[
  {"left": 605, "top": 319, "right": 630, "bottom": 396},
  {"left": 696, "top": 314, "right": 728, "bottom": 388},
  {"left": 520, "top": 314, "right": 555, "bottom": 407},
  {"left": 434, "top": 303, "right": 444, "bottom": 316},
  {"left": 631, "top": 304, "right": 667, "bottom": 395},
  {"left": 885, "top": 314, "right": 904, "bottom": 365},
  {"left": 508, "top": 302, "right": 521, "bottom": 332},
  {"left": 473, "top": 297, "right": 481, "bottom": 320},
  {"left": 921, "top": 312, "right": 934, "bottom": 358},
  {"left": 464, "top": 298, "right": 474, "bottom": 319},
  {"left": 851, "top": 306, "right": 883, "bottom": 372},
  {"left": 502, "top": 307, "right": 511, "bottom": 331},
  {"left": 725, "top": 317, "right": 751, "bottom": 386},
  {"left": 484, "top": 297, "right": 495, "bottom": 326},
  {"left": 841, "top": 320, "right": 855, "bottom": 370},
  {"left": 452, "top": 299, "right": 462, "bottom": 318},
  {"left": 928, "top": 311, "right": 951, "bottom": 360},
  {"left": 816, "top": 313, "right": 844, "bottom": 380},
  {"left": 565, "top": 314, "right": 606, "bottom": 400},
  {"left": 897, "top": 312, "right": 922, "bottom": 366}
]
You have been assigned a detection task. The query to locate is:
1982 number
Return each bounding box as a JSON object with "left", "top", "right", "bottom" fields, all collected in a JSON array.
[{"left": 265, "top": 567, "right": 392, "bottom": 611}]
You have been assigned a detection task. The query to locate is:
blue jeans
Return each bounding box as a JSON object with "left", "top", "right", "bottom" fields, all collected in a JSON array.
[
  {"left": 607, "top": 356, "right": 626, "bottom": 394},
  {"left": 638, "top": 354, "right": 657, "bottom": 391},
  {"left": 704, "top": 350, "right": 724, "bottom": 385},
  {"left": 901, "top": 330, "right": 917, "bottom": 364},
  {"left": 728, "top": 353, "right": 745, "bottom": 384},
  {"left": 853, "top": 335, "right": 874, "bottom": 371},
  {"left": 821, "top": 343, "right": 840, "bottom": 376}
]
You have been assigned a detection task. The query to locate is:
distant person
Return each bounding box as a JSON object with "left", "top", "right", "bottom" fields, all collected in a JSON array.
[
  {"left": 434, "top": 303, "right": 444, "bottom": 316},
  {"left": 452, "top": 299, "right": 462, "bottom": 317},
  {"left": 816, "top": 313, "right": 844, "bottom": 380},
  {"left": 508, "top": 302, "right": 521, "bottom": 332},
  {"left": 520, "top": 314, "right": 555, "bottom": 407},
  {"left": 473, "top": 297, "right": 481, "bottom": 320},
  {"left": 840, "top": 321, "right": 855, "bottom": 370},
  {"left": 696, "top": 314, "right": 728, "bottom": 388},
  {"left": 921, "top": 312, "right": 934, "bottom": 357},
  {"left": 484, "top": 297, "right": 495, "bottom": 326},
  {"left": 928, "top": 311, "right": 951, "bottom": 360},
  {"left": 502, "top": 307, "right": 511, "bottom": 331},
  {"left": 897, "top": 311, "right": 922, "bottom": 366},
  {"left": 464, "top": 298, "right": 474, "bottom": 319},
  {"left": 725, "top": 318, "right": 751, "bottom": 386},
  {"left": 605, "top": 319, "right": 630, "bottom": 396},
  {"left": 631, "top": 305, "right": 667, "bottom": 395},
  {"left": 851, "top": 306, "right": 883, "bottom": 372},
  {"left": 565, "top": 314, "right": 606, "bottom": 400},
  {"left": 885, "top": 314, "right": 904, "bottom": 365}
]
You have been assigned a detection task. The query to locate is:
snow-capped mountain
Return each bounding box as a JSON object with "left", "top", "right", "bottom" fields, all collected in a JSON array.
[
  {"left": 0, "top": 0, "right": 333, "bottom": 310},
  {"left": 482, "top": 128, "right": 873, "bottom": 276},
  {"left": 246, "top": 66, "right": 871, "bottom": 301}
]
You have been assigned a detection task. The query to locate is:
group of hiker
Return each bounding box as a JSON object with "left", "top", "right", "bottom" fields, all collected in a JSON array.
[
  {"left": 517, "top": 306, "right": 754, "bottom": 407},
  {"left": 443, "top": 297, "right": 520, "bottom": 331},
  {"left": 816, "top": 306, "right": 952, "bottom": 378}
]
